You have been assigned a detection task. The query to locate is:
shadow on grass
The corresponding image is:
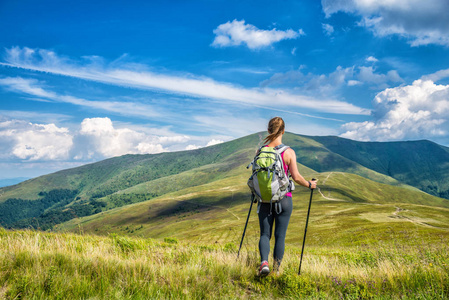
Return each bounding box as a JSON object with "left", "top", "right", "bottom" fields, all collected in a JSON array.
[
  {"left": 151, "top": 192, "right": 251, "bottom": 220},
  {"left": 319, "top": 187, "right": 367, "bottom": 203}
]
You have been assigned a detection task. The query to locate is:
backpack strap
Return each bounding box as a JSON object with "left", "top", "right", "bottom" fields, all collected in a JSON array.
[
  {"left": 247, "top": 145, "right": 269, "bottom": 169},
  {"left": 274, "top": 144, "right": 290, "bottom": 154}
]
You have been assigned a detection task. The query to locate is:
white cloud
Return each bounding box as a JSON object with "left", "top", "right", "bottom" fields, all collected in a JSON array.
[
  {"left": 185, "top": 145, "right": 200, "bottom": 151},
  {"left": 366, "top": 56, "right": 378, "bottom": 63},
  {"left": 0, "top": 116, "right": 204, "bottom": 162},
  {"left": 261, "top": 66, "right": 354, "bottom": 92},
  {"left": 206, "top": 139, "right": 224, "bottom": 147},
  {"left": 348, "top": 80, "right": 362, "bottom": 86},
  {"left": 211, "top": 19, "right": 304, "bottom": 50},
  {"left": 322, "top": 23, "right": 334, "bottom": 36},
  {"left": 74, "top": 117, "right": 165, "bottom": 159},
  {"left": 0, "top": 77, "right": 159, "bottom": 118},
  {"left": 291, "top": 47, "right": 297, "bottom": 56},
  {"left": 322, "top": 0, "right": 449, "bottom": 47},
  {"left": 0, "top": 46, "right": 368, "bottom": 115},
  {"left": 0, "top": 120, "right": 73, "bottom": 161},
  {"left": 184, "top": 139, "right": 224, "bottom": 151},
  {"left": 0, "top": 110, "right": 71, "bottom": 124},
  {"left": 340, "top": 79, "right": 449, "bottom": 142},
  {"left": 421, "top": 68, "right": 449, "bottom": 82},
  {"left": 357, "top": 66, "right": 403, "bottom": 87}
]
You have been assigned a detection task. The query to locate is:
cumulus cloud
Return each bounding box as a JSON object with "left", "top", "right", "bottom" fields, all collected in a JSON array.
[
  {"left": 211, "top": 20, "right": 304, "bottom": 49},
  {"left": 185, "top": 144, "right": 200, "bottom": 151},
  {"left": 0, "top": 116, "right": 202, "bottom": 162},
  {"left": 184, "top": 139, "right": 224, "bottom": 151},
  {"left": 366, "top": 56, "right": 378, "bottom": 63},
  {"left": 0, "top": 119, "right": 73, "bottom": 161},
  {"left": 340, "top": 79, "right": 449, "bottom": 142},
  {"left": 0, "top": 46, "right": 368, "bottom": 116},
  {"left": 321, "top": 0, "right": 449, "bottom": 47},
  {"left": 206, "top": 139, "right": 224, "bottom": 147},
  {"left": 73, "top": 117, "right": 165, "bottom": 159}
]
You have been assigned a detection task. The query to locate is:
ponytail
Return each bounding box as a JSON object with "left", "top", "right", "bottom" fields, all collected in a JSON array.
[{"left": 264, "top": 117, "right": 285, "bottom": 144}]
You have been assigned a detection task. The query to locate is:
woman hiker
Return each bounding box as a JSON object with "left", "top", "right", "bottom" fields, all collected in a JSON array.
[{"left": 257, "top": 116, "right": 317, "bottom": 276}]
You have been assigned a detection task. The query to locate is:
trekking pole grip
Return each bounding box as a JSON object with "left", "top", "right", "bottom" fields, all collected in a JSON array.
[{"left": 309, "top": 178, "right": 316, "bottom": 190}]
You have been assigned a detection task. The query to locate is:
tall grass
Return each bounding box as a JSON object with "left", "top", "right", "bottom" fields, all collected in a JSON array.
[{"left": 0, "top": 228, "right": 448, "bottom": 299}]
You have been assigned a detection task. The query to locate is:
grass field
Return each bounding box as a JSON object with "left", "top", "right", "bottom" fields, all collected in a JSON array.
[{"left": 1, "top": 228, "right": 448, "bottom": 299}]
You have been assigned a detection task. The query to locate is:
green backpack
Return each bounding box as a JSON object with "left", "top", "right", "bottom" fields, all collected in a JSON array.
[{"left": 247, "top": 144, "right": 294, "bottom": 213}]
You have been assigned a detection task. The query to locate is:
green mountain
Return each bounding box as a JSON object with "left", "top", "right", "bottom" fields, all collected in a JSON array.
[
  {"left": 1, "top": 132, "right": 448, "bottom": 231},
  {"left": 308, "top": 136, "right": 449, "bottom": 199}
]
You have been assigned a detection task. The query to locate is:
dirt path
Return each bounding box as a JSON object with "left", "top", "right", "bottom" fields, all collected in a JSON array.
[
  {"left": 316, "top": 172, "right": 348, "bottom": 202},
  {"left": 390, "top": 206, "right": 444, "bottom": 229}
]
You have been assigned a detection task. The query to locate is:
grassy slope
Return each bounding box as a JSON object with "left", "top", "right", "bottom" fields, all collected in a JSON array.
[
  {"left": 58, "top": 164, "right": 449, "bottom": 245},
  {"left": 55, "top": 131, "right": 449, "bottom": 244},
  {"left": 2, "top": 218, "right": 448, "bottom": 299}
]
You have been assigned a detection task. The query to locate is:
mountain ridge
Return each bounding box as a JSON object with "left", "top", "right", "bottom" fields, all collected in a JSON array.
[{"left": 1, "top": 132, "right": 448, "bottom": 230}]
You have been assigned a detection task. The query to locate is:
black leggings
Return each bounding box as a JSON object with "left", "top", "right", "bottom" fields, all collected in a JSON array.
[{"left": 258, "top": 196, "right": 293, "bottom": 267}]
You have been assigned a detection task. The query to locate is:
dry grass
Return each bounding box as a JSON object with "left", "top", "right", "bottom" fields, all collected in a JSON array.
[{"left": 1, "top": 228, "right": 448, "bottom": 299}]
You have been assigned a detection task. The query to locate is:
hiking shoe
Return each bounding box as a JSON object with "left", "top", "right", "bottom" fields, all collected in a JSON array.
[{"left": 258, "top": 261, "right": 270, "bottom": 277}]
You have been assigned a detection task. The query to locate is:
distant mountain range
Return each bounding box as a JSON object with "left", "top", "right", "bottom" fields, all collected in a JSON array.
[{"left": 1, "top": 132, "right": 448, "bottom": 231}]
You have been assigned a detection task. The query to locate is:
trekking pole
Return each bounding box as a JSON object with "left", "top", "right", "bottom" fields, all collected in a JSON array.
[
  {"left": 237, "top": 194, "right": 255, "bottom": 259},
  {"left": 298, "top": 178, "right": 316, "bottom": 275}
]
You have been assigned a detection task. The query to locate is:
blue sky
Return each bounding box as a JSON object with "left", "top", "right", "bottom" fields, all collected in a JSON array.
[{"left": 1, "top": 0, "right": 449, "bottom": 179}]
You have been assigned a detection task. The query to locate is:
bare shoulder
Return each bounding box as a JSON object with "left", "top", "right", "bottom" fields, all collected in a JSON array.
[{"left": 284, "top": 147, "right": 295, "bottom": 156}]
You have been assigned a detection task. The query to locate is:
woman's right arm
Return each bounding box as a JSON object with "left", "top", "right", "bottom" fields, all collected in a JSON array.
[{"left": 284, "top": 148, "right": 317, "bottom": 189}]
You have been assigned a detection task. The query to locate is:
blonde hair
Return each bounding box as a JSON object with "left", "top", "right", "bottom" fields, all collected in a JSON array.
[{"left": 264, "top": 117, "right": 285, "bottom": 144}]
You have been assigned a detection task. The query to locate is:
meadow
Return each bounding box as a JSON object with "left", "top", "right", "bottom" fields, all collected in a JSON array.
[{"left": 0, "top": 227, "right": 448, "bottom": 299}]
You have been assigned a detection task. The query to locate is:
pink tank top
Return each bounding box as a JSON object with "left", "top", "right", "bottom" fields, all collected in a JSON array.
[{"left": 281, "top": 151, "right": 292, "bottom": 197}]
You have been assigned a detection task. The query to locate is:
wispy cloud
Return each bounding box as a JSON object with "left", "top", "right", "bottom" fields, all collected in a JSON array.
[
  {"left": 0, "top": 110, "right": 72, "bottom": 124},
  {"left": 322, "top": 23, "right": 334, "bottom": 36},
  {"left": 1, "top": 47, "right": 369, "bottom": 115},
  {"left": 421, "top": 68, "right": 449, "bottom": 82},
  {"left": 211, "top": 19, "right": 304, "bottom": 50},
  {"left": 261, "top": 65, "right": 403, "bottom": 93},
  {"left": 0, "top": 76, "right": 159, "bottom": 118}
]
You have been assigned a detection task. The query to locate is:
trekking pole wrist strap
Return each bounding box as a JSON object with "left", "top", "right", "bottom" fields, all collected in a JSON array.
[{"left": 308, "top": 181, "right": 311, "bottom": 189}]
